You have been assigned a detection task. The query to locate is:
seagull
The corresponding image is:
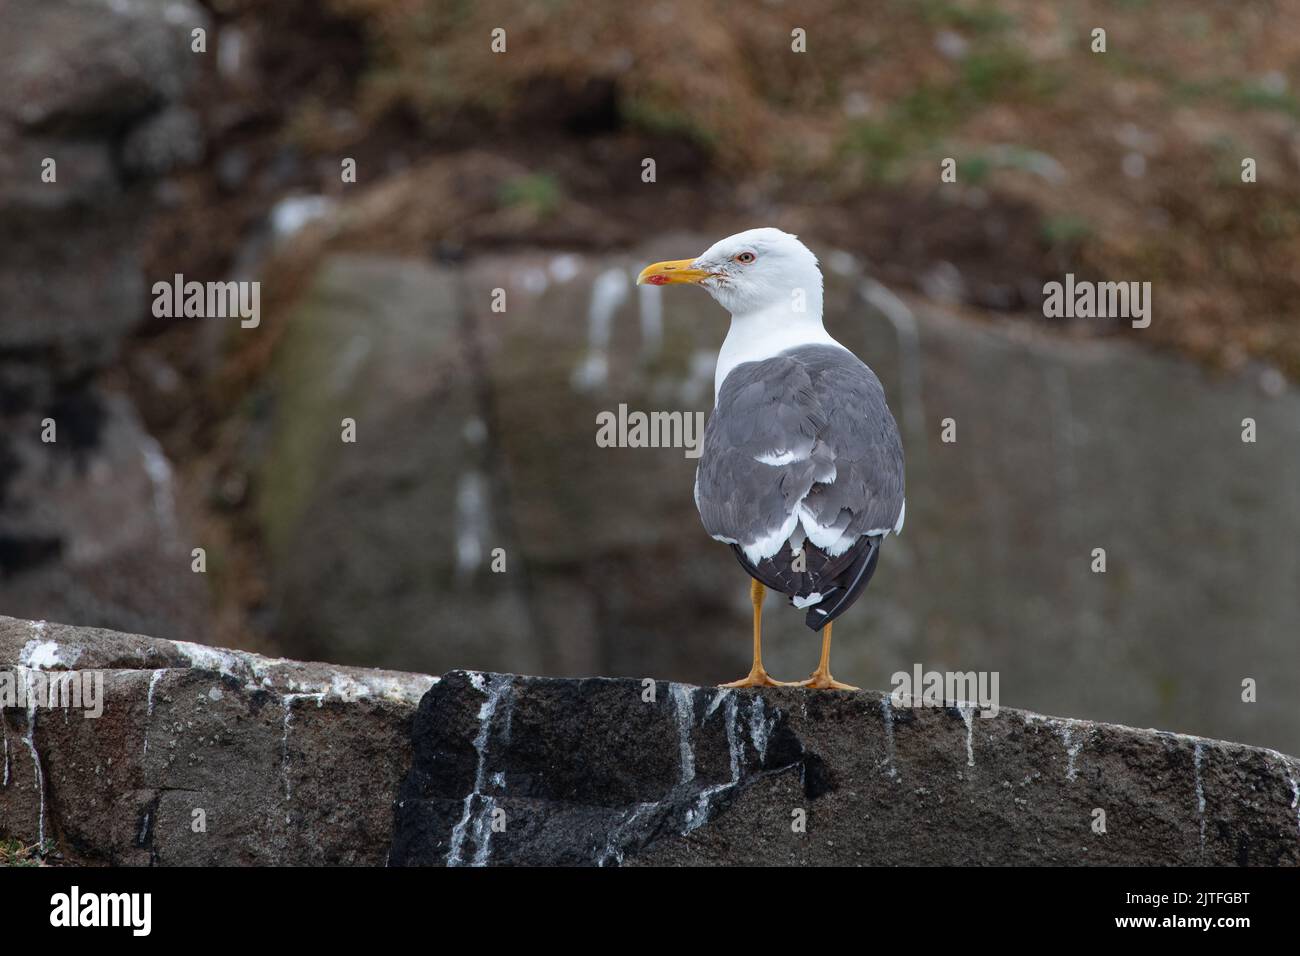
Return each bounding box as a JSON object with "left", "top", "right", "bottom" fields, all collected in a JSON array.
[{"left": 638, "top": 228, "right": 905, "bottom": 690}]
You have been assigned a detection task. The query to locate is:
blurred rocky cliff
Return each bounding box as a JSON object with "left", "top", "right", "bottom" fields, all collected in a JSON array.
[
  {"left": 0, "top": 0, "right": 212, "bottom": 641},
  {"left": 1, "top": 0, "right": 1298, "bottom": 757},
  {"left": 248, "top": 242, "right": 1300, "bottom": 759}
]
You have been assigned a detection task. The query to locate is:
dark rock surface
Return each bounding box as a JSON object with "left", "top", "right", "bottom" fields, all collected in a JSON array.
[
  {"left": 391, "top": 671, "right": 1300, "bottom": 867},
  {"left": 3, "top": 617, "right": 1296, "bottom": 866}
]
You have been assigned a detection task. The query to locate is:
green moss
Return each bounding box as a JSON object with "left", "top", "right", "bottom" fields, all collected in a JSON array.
[
  {"left": 961, "top": 47, "right": 1057, "bottom": 101},
  {"left": 1230, "top": 81, "right": 1300, "bottom": 116},
  {"left": 911, "top": 0, "right": 1014, "bottom": 35},
  {"left": 256, "top": 280, "right": 363, "bottom": 559},
  {"left": 1040, "top": 214, "right": 1093, "bottom": 247},
  {"left": 619, "top": 95, "right": 718, "bottom": 149},
  {"left": 840, "top": 37, "right": 1059, "bottom": 182},
  {"left": 497, "top": 173, "right": 565, "bottom": 218},
  {"left": 842, "top": 118, "right": 914, "bottom": 181},
  {"left": 1208, "top": 136, "right": 1251, "bottom": 186},
  {"left": 0, "top": 837, "right": 49, "bottom": 866},
  {"left": 961, "top": 153, "right": 993, "bottom": 185},
  {"left": 1254, "top": 201, "right": 1300, "bottom": 239}
]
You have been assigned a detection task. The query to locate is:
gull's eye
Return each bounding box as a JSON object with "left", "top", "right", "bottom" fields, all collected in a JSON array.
[{"left": 735, "top": 252, "right": 756, "bottom": 264}]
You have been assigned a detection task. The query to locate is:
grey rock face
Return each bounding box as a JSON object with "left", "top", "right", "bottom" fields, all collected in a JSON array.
[
  {"left": 0, "top": 616, "right": 431, "bottom": 865},
  {"left": 254, "top": 255, "right": 539, "bottom": 675},
  {"left": 0, "top": 0, "right": 202, "bottom": 134},
  {"left": 0, "top": 0, "right": 208, "bottom": 355},
  {"left": 3, "top": 617, "right": 1295, "bottom": 866},
  {"left": 848, "top": 288, "right": 1300, "bottom": 756},
  {"left": 0, "top": 389, "right": 210, "bottom": 643},
  {"left": 120, "top": 106, "right": 205, "bottom": 177},
  {"left": 0, "top": 0, "right": 210, "bottom": 641}
]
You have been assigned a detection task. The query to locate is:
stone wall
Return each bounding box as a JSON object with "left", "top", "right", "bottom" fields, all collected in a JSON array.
[
  {"left": 2, "top": 616, "right": 1297, "bottom": 866},
  {"left": 0, "top": 616, "right": 428, "bottom": 865}
]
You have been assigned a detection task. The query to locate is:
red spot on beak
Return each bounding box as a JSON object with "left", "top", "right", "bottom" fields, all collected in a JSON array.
[{"left": 646, "top": 274, "right": 670, "bottom": 286}]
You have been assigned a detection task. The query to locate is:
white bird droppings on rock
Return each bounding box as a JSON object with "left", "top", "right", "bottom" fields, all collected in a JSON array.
[
  {"left": 958, "top": 704, "right": 976, "bottom": 768},
  {"left": 685, "top": 692, "right": 741, "bottom": 835},
  {"left": 144, "top": 669, "right": 165, "bottom": 758},
  {"left": 1194, "top": 742, "right": 1207, "bottom": 860},
  {"left": 670, "top": 684, "right": 696, "bottom": 786},
  {"left": 571, "top": 267, "right": 628, "bottom": 392},
  {"left": 447, "top": 675, "right": 513, "bottom": 867},
  {"left": 1287, "top": 772, "right": 1300, "bottom": 835},
  {"left": 880, "top": 696, "right": 898, "bottom": 779},
  {"left": 18, "top": 639, "right": 64, "bottom": 670},
  {"left": 748, "top": 696, "right": 771, "bottom": 764},
  {"left": 19, "top": 669, "right": 46, "bottom": 847},
  {"left": 1062, "top": 725, "right": 1082, "bottom": 782}
]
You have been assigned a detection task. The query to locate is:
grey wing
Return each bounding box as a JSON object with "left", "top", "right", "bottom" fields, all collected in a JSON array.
[
  {"left": 797, "top": 350, "right": 906, "bottom": 544},
  {"left": 695, "top": 344, "right": 905, "bottom": 567}
]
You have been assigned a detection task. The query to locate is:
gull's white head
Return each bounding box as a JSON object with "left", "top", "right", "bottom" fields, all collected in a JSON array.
[{"left": 637, "top": 227, "right": 823, "bottom": 318}]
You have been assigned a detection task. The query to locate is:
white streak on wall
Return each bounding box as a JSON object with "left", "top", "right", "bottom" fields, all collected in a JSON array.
[
  {"left": 270, "top": 195, "right": 336, "bottom": 238},
  {"left": 705, "top": 687, "right": 728, "bottom": 720},
  {"left": 447, "top": 675, "right": 511, "bottom": 867},
  {"left": 958, "top": 703, "right": 976, "bottom": 768},
  {"left": 685, "top": 693, "right": 741, "bottom": 834},
  {"left": 453, "top": 470, "right": 489, "bottom": 580},
  {"left": 549, "top": 254, "right": 581, "bottom": 283},
  {"left": 598, "top": 801, "right": 657, "bottom": 867},
  {"left": 671, "top": 684, "right": 696, "bottom": 786},
  {"left": 139, "top": 434, "right": 178, "bottom": 540},
  {"left": 144, "top": 669, "right": 164, "bottom": 757},
  {"left": 748, "top": 697, "right": 770, "bottom": 764},
  {"left": 20, "top": 669, "right": 45, "bottom": 847},
  {"left": 1062, "top": 725, "right": 1082, "bottom": 782},
  {"left": 1194, "top": 742, "right": 1206, "bottom": 859},
  {"left": 572, "top": 267, "right": 628, "bottom": 391},
  {"left": 880, "top": 696, "right": 898, "bottom": 779}
]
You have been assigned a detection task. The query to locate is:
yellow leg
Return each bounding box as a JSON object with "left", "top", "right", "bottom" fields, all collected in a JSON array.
[
  {"left": 797, "top": 620, "right": 859, "bottom": 691},
  {"left": 721, "top": 580, "right": 790, "bottom": 688}
]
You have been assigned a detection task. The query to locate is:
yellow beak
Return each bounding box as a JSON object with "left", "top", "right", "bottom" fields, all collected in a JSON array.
[{"left": 636, "top": 258, "right": 710, "bottom": 286}]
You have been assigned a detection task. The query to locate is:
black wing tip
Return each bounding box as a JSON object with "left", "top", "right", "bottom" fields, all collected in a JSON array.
[
  {"left": 801, "top": 536, "right": 883, "bottom": 630},
  {"left": 729, "top": 536, "right": 885, "bottom": 631},
  {"left": 804, "top": 601, "right": 835, "bottom": 630}
]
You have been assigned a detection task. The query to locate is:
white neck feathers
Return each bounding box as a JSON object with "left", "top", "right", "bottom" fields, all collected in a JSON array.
[{"left": 714, "top": 303, "right": 843, "bottom": 400}]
